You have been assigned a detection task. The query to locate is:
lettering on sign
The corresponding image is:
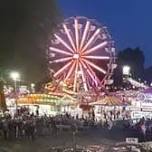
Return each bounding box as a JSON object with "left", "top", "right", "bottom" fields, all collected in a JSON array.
[
  {"left": 137, "top": 93, "right": 152, "bottom": 103},
  {"left": 126, "top": 138, "right": 138, "bottom": 144}
]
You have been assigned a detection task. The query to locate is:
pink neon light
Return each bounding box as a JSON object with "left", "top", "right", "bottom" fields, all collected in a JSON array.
[
  {"left": 63, "top": 24, "right": 76, "bottom": 52},
  {"left": 83, "top": 41, "right": 108, "bottom": 55},
  {"left": 81, "top": 61, "right": 98, "bottom": 85},
  {"left": 79, "top": 62, "right": 88, "bottom": 91},
  {"left": 73, "top": 61, "right": 79, "bottom": 91},
  {"left": 54, "top": 34, "right": 74, "bottom": 53},
  {"left": 80, "top": 21, "right": 90, "bottom": 49},
  {"left": 83, "top": 59, "right": 106, "bottom": 74},
  {"left": 49, "top": 47, "right": 72, "bottom": 56},
  {"left": 74, "top": 19, "right": 79, "bottom": 51},
  {"left": 84, "top": 55, "right": 110, "bottom": 60},
  {"left": 54, "top": 61, "right": 72, "bottom": 77},
  {"left": 65, "top": 61, "right": 76, "bottom": 80},
  {"left": 49, "top": 57, "right": 72, "bottom": 64},
  {"left": 81, "top": 29, "right": 100, "bottom": 53}
]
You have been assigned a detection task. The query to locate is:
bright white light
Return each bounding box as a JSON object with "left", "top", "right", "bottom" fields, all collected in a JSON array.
[
  {"left": 150, "top": 82, "right": 152, "bottom": 87},
  {"left": 10, "top": 72, "right": 20, "bottom": 81},
  {"left": 122, "top": 65, "right": 130, "bottom": 75},
  {"left": 31, "top": 83, "right": 35, "bottom": 88},
  {"left": 73, "top": 53, "right": 79, "bottom": 59}
]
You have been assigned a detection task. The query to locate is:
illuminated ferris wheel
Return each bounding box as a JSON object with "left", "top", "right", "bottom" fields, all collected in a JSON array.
[{"left": 48, "top": 16, "right": 116, "bottom": 92}]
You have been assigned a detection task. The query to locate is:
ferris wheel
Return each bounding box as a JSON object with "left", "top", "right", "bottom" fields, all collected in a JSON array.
[{"left": 48, "top": 16, "right": 116, "bottom": 92}]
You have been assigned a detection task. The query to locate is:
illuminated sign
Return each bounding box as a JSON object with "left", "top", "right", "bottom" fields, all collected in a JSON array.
[{"left": 137, "top": 93, "right": 152, "bottom": 103}]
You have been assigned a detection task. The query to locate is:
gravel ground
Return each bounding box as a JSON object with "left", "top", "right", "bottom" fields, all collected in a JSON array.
[{"left": 0, "top": 126, "right": 147, "bottom": 152}]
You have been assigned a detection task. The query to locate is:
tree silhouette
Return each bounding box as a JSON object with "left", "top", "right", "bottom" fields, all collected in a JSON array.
[
  {"left": 118, "top": 47, "right": 145, "bottom": 79},
  {"left": 0, "top": 0, "right": 61, "bottom": 82},
  {"left": 0, "top": 80, "right": 7, "bottom": 112},
  {"left": 113, "top": 47, "right": 145, "bottom": 87},
  {"left": 144, "top": 66, "right": 152, "bottom": 83}
]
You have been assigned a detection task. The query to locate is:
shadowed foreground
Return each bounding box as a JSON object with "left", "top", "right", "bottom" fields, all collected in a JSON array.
[{"left": 0, "top": 126, "right": 147, "bottom": 152}]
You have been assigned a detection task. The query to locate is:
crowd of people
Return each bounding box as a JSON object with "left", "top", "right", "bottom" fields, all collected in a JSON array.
[
  {"left": 0, "top": 108, "right": 96, "bottom": 141},
  {"left": 123, "top": 117, "right": 152, "bottom": 142},
  {"left": 0, "top": 106, "right": 152, "bottom": 143},
  {"left": 95, "top": 107, "right": 131, "bottom": 130}
]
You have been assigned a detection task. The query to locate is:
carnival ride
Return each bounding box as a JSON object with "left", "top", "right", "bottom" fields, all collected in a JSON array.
[
  {"left": 16, "top": 17, "right": 118, "bottom": 111},
  {"left": 47, "top": 16, "right": 116, "bottom": 93}
]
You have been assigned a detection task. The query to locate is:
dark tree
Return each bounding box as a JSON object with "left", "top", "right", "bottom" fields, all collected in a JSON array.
[
  {"left": 35, "top": 75, "right": 52, "bottom": 92},
  {"left": 118, "top": 47, "right": 145, "bottom": 79},
  {"left": 0, "top": 0, "right": 61, "bottom": 82},
  {"left": 0, "top": 80, "right": 7, "bottom": 112},
  {"left": 113, "top": 47, "right": 145, "bottom": 87},
  {"left": 144, "top": 66, "right": 152, "bottom": 83}
]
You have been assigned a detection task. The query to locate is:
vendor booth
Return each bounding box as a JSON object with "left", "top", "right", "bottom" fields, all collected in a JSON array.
[
  {"left": 130, "top": 88, "right": 152, "bottom": 119},
  {"left": 16, "top": 93, "right": 77, "bottom": 116}
]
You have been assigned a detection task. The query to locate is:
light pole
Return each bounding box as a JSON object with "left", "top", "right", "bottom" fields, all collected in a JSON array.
[
  {"left": 122, "top": 65, "right": 131, "bottom": 89},
  {"left": 10, "top": 71, "right": 20, "bottom": 92},
  {"left": 10, "top": 71, "right": 20, "bottom": 112},
  {"left": 30, "top": 83, "right": 35, "bottom": 93}
]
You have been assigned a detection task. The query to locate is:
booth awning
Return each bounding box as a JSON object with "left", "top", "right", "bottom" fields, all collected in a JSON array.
[{"left": 89, "top": 95, "right": 123, "bottom": 106}]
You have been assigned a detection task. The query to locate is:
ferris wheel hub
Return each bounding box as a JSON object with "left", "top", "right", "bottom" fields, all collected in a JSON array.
[{"left": 73, "top": 53, "right": 80, "bottom": 59}]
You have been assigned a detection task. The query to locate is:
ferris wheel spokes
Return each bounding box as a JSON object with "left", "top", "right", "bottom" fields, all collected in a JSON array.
[
  {"left": 83, "top": 41, "right": 108, "bottom": 55},
  {"left": 63, "top": 24, "right": 76, "bottom": 52},
  {"left": 79, "top": 62, "right": 88, "bottom": 91},
  {"left": 49, "top": 47, "right": 72, "bottom": 56},
  {"left": 49, "top": 17, "right": 116, "bottom": 92},
  {"left": 65, "top": 60, "right": 76, "bottom": 80},
  {"left": 74, "top": 19, "right": 79, "bottom": 51},
  {"left": 73, "top": 60, "right": 79, "bottom": 92},
  {"left": 54, "top": 34, "right": 74, "bottom": 53},
  {"left": 49, "top": 57, "right": 72, "bottom": 64},
  {"left": 80, "top": 21, "right": 90, "bottom": 50},
  {"left": 54, "top": 61, "right": 73, "bottom": 77},
  {"left": 81, "top": 61, "right": 100, "bottom": 87},
  {"left": 87, "top": 64, "right": 101, "bottom": 87},
  {"left": 83, "top": 55, "right": 110, "bottom": 60},
  {"left": 83, "top": 59, "right": 106, "bottom": 74},
  {"left": 81, "top": 28, "right": 101, "bottom": 53}
]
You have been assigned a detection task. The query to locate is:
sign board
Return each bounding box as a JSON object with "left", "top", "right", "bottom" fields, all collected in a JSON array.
[
  {"left": 19, "top": 85, "right": 29, "bottom": 94},
  {"left": 142, "top": 107, "right": 152, "bottom": 112},
  {"left": 131, "top": 111, "right": 143, "bottom": 119},
  {"left": 129, "top": 106, "right": 141, "bottom": 111},
  {"left": 126, "top": 138, "right": 138, "bottom": 144},
  {"left": 131, "top": 111, "right": 152, "bottom": 119},
  {"left": 137, "top": 93, "right": 152, "bottom": 107}
]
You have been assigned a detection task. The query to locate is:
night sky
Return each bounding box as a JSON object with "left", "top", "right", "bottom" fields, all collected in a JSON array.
[
  {"left": 58, "top": 0, "right": 152, "bottom": 67},
  {"left": 0, "top": 0, "right": 152, "bottom": 82}
]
